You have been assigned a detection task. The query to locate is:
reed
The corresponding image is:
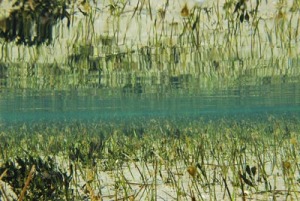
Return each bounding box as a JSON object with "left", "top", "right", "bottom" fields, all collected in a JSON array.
[{"left": 1, "top": 0, "right": 300, "bottom": 90}]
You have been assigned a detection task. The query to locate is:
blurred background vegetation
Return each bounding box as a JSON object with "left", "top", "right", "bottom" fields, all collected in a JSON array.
[{"left": 0, "top": 0, "right": 300, "bottom": 91}]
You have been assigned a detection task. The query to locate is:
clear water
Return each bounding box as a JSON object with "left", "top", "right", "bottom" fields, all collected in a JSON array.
[{"left": 1, "top": 82, "right": 299, "bottom": 124}]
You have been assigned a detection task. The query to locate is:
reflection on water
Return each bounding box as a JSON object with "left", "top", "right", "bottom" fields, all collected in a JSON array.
[{"left": 1, "top": 80, "right": 299, "bottom": 123}]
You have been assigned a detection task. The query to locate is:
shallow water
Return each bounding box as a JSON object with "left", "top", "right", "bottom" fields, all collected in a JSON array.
[{"left": 1, "top": 81, "right": 299, "bottom": 124}]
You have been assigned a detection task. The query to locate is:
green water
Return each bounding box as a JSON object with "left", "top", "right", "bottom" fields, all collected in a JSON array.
[{"left": 1, "top": 81, "right": 299, "bottom": 124}]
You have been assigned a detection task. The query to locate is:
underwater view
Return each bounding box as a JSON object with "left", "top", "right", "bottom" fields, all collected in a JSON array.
[{"left": 1, "top": 0, "right": 300, "bottom": 200}]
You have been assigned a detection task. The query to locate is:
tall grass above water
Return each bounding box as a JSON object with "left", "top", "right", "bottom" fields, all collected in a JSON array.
[{"left": 1, "top": 0, "right": 300, "bottom": 90}]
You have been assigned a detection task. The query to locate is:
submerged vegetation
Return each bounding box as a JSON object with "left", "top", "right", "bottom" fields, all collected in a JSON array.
[
  {"left": 1, "top": 1, "right": 300, "bottom": 200},
  {"left": 1, "top": 116, "right": 300, "bottom": 200}
]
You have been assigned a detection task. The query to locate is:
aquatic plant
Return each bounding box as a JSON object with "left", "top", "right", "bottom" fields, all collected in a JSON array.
[
  {"left": 0, "top": 0, "right": 70, "bottom": 45},
  {"left": 1, "top": 0, "right": 300, "bottom": 90},
  {"left": 1, "top": 116, "right": 300, "bottom": 200},
  {"left": 0, "top": 155, "right": 73, "bottom": 200}
]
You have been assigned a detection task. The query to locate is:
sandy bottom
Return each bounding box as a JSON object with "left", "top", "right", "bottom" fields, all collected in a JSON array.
[{"left": 1, "top": 117, "right": 300, "bottom": 201}]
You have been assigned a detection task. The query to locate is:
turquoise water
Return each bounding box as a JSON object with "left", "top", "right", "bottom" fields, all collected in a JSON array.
[{"left": 1, "top": 82, "right": 299, "bottom": 123}]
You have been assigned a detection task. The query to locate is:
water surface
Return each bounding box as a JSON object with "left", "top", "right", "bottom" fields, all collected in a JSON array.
[{"left": 1, "top": 82, "right": 299, "bottom": 124}]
